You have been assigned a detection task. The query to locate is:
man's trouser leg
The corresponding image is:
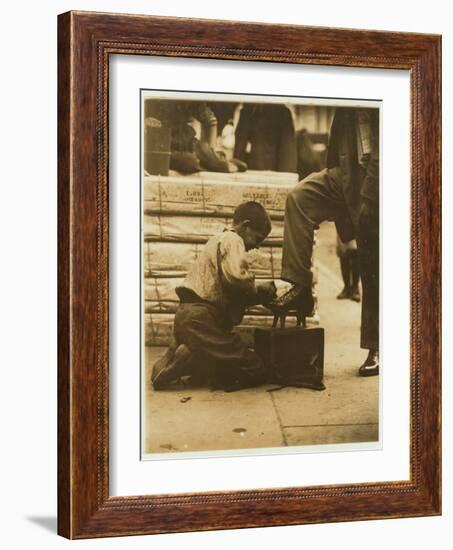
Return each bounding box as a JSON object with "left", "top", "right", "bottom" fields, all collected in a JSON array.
[
  {"left": 174, "top": 302, "right": 267, "bottom": 390},
  {"left": 281, "top": 169, "right": 349, "bottom": 287},
  {"left": 357, "top": 212, "right": 379, "bottom": 351}
]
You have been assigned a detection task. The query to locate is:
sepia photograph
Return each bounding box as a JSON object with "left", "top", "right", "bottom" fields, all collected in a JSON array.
[{"left": 141, "top": 91, "right": 380, "bottom": 458}]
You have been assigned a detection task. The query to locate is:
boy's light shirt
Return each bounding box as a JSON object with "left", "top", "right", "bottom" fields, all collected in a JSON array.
[{"left": 182, "top": 230, "right": 257, "bottom": 318}]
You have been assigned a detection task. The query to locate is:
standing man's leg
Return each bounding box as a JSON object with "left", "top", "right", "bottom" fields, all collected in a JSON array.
[
  {"left": 275, "top": 168, "right": 351, "bottom": 312},
  {"left": 350, "top": 249, "right": 361, "bottom": 302},
  {"left": 336, "top": 235, "right": 352, "bottom": 300},
  {"left": 357, "top": 208, "right": 379, "bottom": 376}
]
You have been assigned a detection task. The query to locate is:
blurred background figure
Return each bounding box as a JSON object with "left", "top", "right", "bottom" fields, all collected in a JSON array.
[
  {"left": 144, "top": 100, "right": 247, "bottom": 175},
  {"left": 220, "top": 118, "right": 236, "bottom": 159},
  {"left": 234, "top": 103, "right": 297, "bottom": 172},
  {"left": 296, "top": 128, "right": 323, "bottom": 179},
  {"left": 336, "top": 236, "right": 360, "bottom": 302}
]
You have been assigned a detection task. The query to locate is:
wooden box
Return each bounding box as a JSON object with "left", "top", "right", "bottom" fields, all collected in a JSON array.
[{"left": 254, "top": 326, "right": 325, "bottom": 390}]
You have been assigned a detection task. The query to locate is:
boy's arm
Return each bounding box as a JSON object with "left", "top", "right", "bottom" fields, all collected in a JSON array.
[
  {"left": 220, "top": 234, "right": 257, "bottom": 298},
  {"left": 219, "top": 234, "right": 276, "bottom": 306}
]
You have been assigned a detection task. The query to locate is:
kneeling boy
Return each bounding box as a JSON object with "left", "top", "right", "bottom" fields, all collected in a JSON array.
[{"left": 151, "top": 201, "right": 276, "bottom": 391}]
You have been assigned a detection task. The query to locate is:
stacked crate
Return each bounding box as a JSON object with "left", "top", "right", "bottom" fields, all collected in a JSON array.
[{"left": 143, "top": 170, "right": 319, "bottom": 348}]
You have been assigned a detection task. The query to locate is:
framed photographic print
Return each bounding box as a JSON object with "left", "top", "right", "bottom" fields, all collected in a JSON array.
[{"left": 58, "top": 11, "right": 441, "bottom": 538}]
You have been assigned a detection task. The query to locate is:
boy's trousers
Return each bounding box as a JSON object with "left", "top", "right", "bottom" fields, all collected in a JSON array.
[
  {"left": 281, "top": 168, "right": 379, "bottom": 352},
  {"left": 173, "top": 301, "right": 267, "bottom": 390}
]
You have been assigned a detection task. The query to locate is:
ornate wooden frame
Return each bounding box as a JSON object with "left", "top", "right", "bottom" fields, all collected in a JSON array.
[{"left": 58, "top": 11, "right": 441, "bottom": 538}]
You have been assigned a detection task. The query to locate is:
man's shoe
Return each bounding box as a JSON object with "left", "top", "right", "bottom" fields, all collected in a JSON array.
[
  {"left": 152, "top": 344, "right": 191, "bottom": 389},
  {"left": 350, "top": 287, "right": 361, "bottom": 302},
  {"left": 358, "top": 350, "right": 379, "bottom": 377},
  {"left": 358, "top": 363, "right": 379, "bottom": 376},
  {"left": 268, "top": 285, "right": 314, "bottom": 317},
  {"left": 337, "top": 287, "right": 350, "bottom": 300}
]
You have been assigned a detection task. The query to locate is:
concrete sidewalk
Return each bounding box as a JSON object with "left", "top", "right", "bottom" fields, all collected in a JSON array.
[{"left": 143, "top": 223, "right": 379, "bottom": 456}]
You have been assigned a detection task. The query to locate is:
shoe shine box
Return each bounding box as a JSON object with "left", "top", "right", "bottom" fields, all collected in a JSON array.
[{"left": 254, "top": 326, "right": 325, "bottom": 389}]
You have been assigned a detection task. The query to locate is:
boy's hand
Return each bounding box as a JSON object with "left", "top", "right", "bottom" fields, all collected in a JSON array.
[{"left": 257, "top": 281, "right": 277, "bottom": 305}]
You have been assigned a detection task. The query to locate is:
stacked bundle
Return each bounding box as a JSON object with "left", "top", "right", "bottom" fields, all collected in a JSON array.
[{"left": 144, "top": 170, "right": 319, "bottom": 347}]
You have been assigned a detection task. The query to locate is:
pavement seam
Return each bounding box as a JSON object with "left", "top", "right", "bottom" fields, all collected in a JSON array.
[
  {"left": 269, "top": 392, "right": 288, "bottom": 447},
  {"left": 283, "top": 422, "right": 378, "bottom": 428}
]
